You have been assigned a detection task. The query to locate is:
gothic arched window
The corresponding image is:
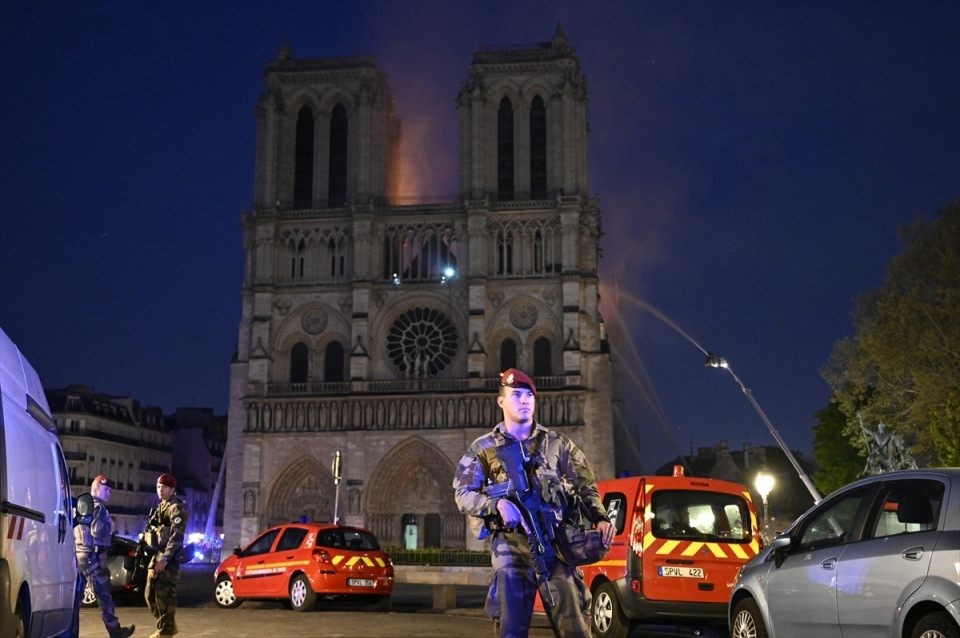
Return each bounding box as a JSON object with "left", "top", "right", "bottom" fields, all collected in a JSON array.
[
  {"left": 530, "top": 96, "right": 547, "bottom": 199},
  {"left": 290, "top": 342, "right": 309, "bottom": 383},
  {"left": 497, "top": 97, "right": 514, "bottom": 201},
  {"left": 323, "top": 341, "right": 345, "bottom": 382},
  {"left": 500, "top": 338, "right": 517, "bottom": 371},
  {"left": 496, "top": 229, "right": 514, "bottom": 275},
  {"left": 533, "top": 337, "right": 552, "bottom": 377},
  {"left": 290, "top": 238, "right": 306, "bottom": 280},
  {"left": 294, "top": 106, "right": 314, "bottom": 208},
  {"left": 328, "top": 103, "right": 348, "bottom": 206}
]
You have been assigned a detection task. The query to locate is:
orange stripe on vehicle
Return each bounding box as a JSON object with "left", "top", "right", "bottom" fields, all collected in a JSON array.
[
  {"left": 258, "top": 560, "right": 310, "bottom": 569},
  {"left": 730, "top": 544, "right": 749, "bottom": 559},
  {"left": 5, "top": 516, "right": 14, "bottom": 539},
  {"left": 591, "top": 559, "right": 627, "bottom": 568},
  {"left": 704, "top": 543, "right": 727, "bottom": 558},
  {"left": 16, "top": 516, "right": 24, "bottom": 540}
]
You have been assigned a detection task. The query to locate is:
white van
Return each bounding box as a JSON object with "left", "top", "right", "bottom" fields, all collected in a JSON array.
[{"left": 0, "top": 327, "right": 79, "bottom": 638}]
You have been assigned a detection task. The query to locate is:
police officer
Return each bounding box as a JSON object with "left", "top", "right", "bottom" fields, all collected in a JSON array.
[
  {"left": 144, "top": 473, "right": 188, "bottom": 638},
  {"left": 453, "top": 369, "right": 615, "bottom": 638},
  {"left": 75, "top": 475, "right": 135, "bottom": 638}
]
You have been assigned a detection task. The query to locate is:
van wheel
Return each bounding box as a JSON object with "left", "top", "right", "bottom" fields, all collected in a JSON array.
[
  {"left": 14, "top": 592, "right": 29, "bottom": 638},
  {"left": 591, "top": 582, "right": 629, "bottom": 638},
  {"left": 213, "top": 575, "right": 242, "bottom": 609},
  {"left": 910, "top": 610, "right": 960, "bottom": 638},
  {"left": 731, "top": 598, "right": 769, "bottom": 638},
  {"left": 289, "top": 574, "right": 316, "bottom": 612}
]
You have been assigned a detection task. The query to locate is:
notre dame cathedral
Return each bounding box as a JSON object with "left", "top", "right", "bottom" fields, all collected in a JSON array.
[{"left": 223, "top": 27, "right": 625, "bottom": 551}]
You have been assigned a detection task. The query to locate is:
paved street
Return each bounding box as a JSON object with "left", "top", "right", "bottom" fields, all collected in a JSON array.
[
  {"left": 79, "top": 564, "right": 552, "bottom": 638},
  {"left": 79, "top": 565, "right": 727, "bottom": 638}
]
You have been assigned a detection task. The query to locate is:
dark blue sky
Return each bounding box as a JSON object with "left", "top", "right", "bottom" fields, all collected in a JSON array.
[{"left": 2, "top": 1, "right": 957, "bottom": 472}]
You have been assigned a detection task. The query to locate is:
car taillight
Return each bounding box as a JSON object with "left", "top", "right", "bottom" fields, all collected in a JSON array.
[
  {"left": 312, "top": 549, "right": 331, "bottom": 564},
  {"left": 630, "top": 579, "right": 641, "bottom": 594}
]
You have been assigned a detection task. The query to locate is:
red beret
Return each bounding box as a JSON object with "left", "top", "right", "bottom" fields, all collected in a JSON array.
[
  {"left": 499, "top": 368, "right": 537, "bottom": 395},
  {"left": 157, "top": 473, "right": 177, "bottom": 488}
]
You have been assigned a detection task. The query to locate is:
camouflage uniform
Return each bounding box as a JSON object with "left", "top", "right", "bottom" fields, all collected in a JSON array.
[
  {"left": 453, "top": 421, "right": 608, "bottom": 638},
  {"left": 144, "top": 495, "right": 188, "bottom": 637},
  {"left": 75, "top": 497, "right": 134, "bottom": 638}
]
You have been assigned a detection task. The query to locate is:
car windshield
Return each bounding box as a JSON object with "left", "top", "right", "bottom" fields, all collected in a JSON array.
[
  {"left": 316, "top": 528, "right": 380, "bottom": 551},
  {"left": 651, "top": 489, "right": 753, "bottom": 541}
]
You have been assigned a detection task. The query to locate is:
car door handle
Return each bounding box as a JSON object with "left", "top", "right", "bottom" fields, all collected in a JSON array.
[
  {"left": 820, "top": 558, "right": 837, "bottom": 570},
  {"left": 902, "top": 546, "right": 924, "bottom": 561}
]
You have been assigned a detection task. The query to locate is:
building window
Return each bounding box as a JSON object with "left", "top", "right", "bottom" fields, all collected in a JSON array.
[
  {"left": 497, "top": 97, "right": 514, "bottom": 200},
  {"left": 381, "top": 224, "right": 459, "bottom": 282},
  {"left": 490, "top": 218, "right": 559, "bottom": 278},
  {"left": 290, "top": 342, "right": 309, "bottom": 383},
  {"left": 500, "top": 338, "right": 517, "bottom": 371},
  {"left": 324, "top": 342, "right": 345, "bottom": 382},
  {"left": 533, "top": 337, "right": 552, "bottom": 376},
  {"left": 496, "top": 229, "right": 514, "bottom": 275},
  {"left": 294, "top": 106, "right": 314, "bottom": 207},
  {"left": 328, "top": 103, "right": 348, "bottom": 206},
  {"left": 386, "top": 307, "right": 458, "bottom": 378},
  {"left": 530, "top": 96, "right": 547, "bottom": 198},
  {"left": 289, "top": 238, "right": 306, "bottom": 280}
]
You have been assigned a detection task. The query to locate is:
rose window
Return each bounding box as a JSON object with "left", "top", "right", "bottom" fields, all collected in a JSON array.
[{"left": 386, "top": 307, "right": 458, "bottom": 377}]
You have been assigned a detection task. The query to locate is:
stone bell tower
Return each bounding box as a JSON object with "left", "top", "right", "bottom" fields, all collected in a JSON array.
[{"left": 223, "top": 30, "right": 619, "bottom": 553}]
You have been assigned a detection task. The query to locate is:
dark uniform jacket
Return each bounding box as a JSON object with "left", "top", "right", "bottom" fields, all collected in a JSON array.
[
  {"left": 146, "top": 496, "right": 189, "bottom": 565},
  {"left": 453, "top": 421, "right": 607, "bottom": 568}
]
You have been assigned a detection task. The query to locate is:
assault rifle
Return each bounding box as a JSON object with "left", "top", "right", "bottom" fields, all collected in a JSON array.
[
  {"left": 130, "top": 507, "right": 161, "bottom": 591},
  {"left": 482, "top": 439, "right": 564, "bottom": 631}
]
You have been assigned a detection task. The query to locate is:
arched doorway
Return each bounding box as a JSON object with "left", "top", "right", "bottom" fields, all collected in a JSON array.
[
  {"left": 365, "top": 437, "right": 463, "bottom": 548},
  {"left": 265, "top": 456, "right": 335, "bottom": 526}
]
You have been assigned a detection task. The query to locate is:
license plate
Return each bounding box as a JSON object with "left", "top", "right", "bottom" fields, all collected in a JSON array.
[
  {"left": 658, "top": 566, "right": 704, "bottom": 578},
  {"left": 348, "top": 578, "right": 375, "bottom": 587}
]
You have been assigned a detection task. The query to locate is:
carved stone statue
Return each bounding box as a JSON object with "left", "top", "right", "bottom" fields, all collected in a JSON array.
[{"left": 858, "top": 414, "right": 917, "bottom": 475}]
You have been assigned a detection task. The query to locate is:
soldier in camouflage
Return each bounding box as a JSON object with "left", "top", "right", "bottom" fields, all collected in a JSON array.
[
  {"left": 75, "top": 474, "right": 136, "bottom": 638},
  {"left": 144, "top": 473, "right": 188, "bottom": 638},
  {"left": 453, "top": 369, "right": 615, "bottom": 638}
]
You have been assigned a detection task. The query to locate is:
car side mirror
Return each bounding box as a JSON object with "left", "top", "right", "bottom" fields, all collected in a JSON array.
[
  {"left": 768, "top": 535, "right": 791, "bottom": 568},
  {"left": 74, "top": 492, "right": 94, "bottom": 527},
  {"left": 233, "top": 546, "right": 242, "bottom": 557}
]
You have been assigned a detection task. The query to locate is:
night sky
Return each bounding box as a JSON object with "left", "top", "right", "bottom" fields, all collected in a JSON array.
[{"left": 2, "top": 2, "right": 957, "bottom": 472}]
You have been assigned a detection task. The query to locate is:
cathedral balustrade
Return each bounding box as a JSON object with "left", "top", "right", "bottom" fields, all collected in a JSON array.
[
  {"left": 242, "top": 382, "right": 584, "bottom": 433},
  {"left": 254, "top": 375, "right": 573, "bottom": 396}
]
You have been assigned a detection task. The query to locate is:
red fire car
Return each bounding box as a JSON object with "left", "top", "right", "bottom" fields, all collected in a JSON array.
[{"left": 213, "top": 523, "right": 394, "bottom": 612}]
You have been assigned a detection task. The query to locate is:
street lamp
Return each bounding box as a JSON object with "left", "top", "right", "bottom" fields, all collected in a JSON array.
[
  {"left": 754, "top": 471, "right": 775, "bottom": 542},
  {"left": 705, "top": 353, "right": 822, "bottom": 504}
]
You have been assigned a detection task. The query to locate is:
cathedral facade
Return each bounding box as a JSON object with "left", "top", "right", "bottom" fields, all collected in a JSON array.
[{"left": 223, "top": 29, "right": 620, "bottom": 551}]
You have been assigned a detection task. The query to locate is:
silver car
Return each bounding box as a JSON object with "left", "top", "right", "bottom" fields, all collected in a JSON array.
[{"left": 729, "top": 468, "right": 959, "bottom": 638}]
